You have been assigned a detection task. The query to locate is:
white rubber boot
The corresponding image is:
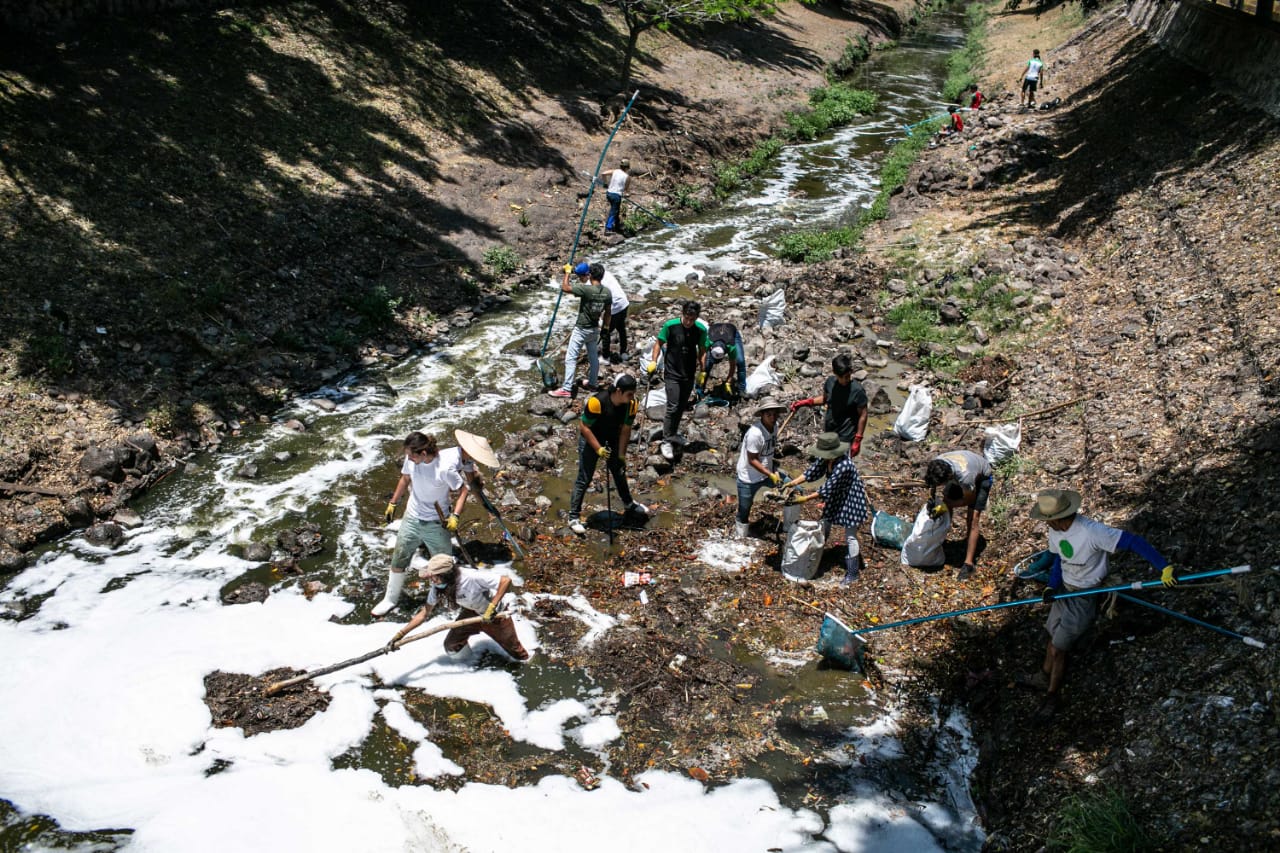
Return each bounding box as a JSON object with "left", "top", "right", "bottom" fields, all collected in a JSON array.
[
  {"left": 371, "top": 570, "right": 406, "bottom": 616},
  {"left": 735, "top": 520, "right": 750, "bottom": 539}
]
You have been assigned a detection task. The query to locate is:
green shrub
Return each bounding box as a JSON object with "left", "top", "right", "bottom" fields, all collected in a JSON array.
[
  {"left": 775, "top": 226, "right": 857, "bottom": 263},
  {"left": 1047, "top": 787, "right": 1154, "bottom": 853},
  {"left": 714, "top": 137, "right": 786, "bottom": 199},
  {"left": 827, "top": 35, "right": 872, "bottom": 79},
  {"left": 942, "top": 4, "right": 989, "bottom": 102},
  {"left": 781, "top": 84, "right": 878, "bottom": 142},
  {"left": 26, "top": 333, "right": 74, "bottom": 378},
  {"left": 482, "top": 245, "right": 521, "bottom": 278},
  {"left": 672, "top": 184, "right": 704, "bottom": 212}
]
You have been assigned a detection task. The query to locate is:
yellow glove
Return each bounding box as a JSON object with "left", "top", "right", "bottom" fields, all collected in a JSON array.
[
  {"left": 445, "top": 513, "right": 459, "bottom": 532},
  {"left": 928, "top": 503, "right": 948, "bottom": 519},
  {"left": 597, "top": 446, "right": 611, "bottom": 460},
  {"left": 563, "top": 264, "right": 572, "bottom": 273},
  {"left": 1161, "top": 565, "right": 1178, "bottom": 587},
  {"left": 695, "top": 371, "right": 706, "bottom": 387},
  {"left": 384, "top": 502, "right": 397, "bottom": 524},
  {"left": 769, "top": 472, "right": 782, "bottom": 485},
  {"left": 645, "top": 361, "right": 657, "bottom": 375},
  {"left": 482, "top": 601, "right": 497, "bottom": 622}
]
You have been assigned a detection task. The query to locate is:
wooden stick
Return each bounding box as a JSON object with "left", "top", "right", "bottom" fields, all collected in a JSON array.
[
  {"left": 436, "top": 501, "right": 477, "bottom": 566},
  {"left": 0, "top": 481, "right": 69, "bottom": 497},
  {"left": 264, "top": 616, "right": 487, "bottom": 695},
  {"left": 978, "top": 394, "right": 1090, "bottom": 425}
]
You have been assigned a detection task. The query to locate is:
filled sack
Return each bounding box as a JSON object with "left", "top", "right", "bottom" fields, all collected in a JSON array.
[
  {"left": 758, "top": 289, "right": 786, "bottom": 329},
  {"left": 983, "top": 422, "right": 1021, "bottom": 466},
  {"left": 781, "top": 519, "right": 825, "bottom": 581},
  {"left": 901, "top": 503, "right": 951, "bottom": 568},
  {"left": 745, "top": 355, "right": 781, "bottom": 398},
  {"left": 893, "top": 385, "right": 932, "bottom": 441},
  {"left": 870, "top": 510, "right": 911, "bottom": 550}
]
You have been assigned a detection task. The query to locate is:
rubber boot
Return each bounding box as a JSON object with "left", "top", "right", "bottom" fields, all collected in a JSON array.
[
  {"left": 840, "top": 539, "right": 862, "bottom": 587},
  {"left": 371, "top": 570, "right": 406, "bottom": 616},
  {"left": 735, "top": 520, "right": 750, "bottom": 539}
]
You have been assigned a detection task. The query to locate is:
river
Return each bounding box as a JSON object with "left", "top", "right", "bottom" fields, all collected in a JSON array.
[{"left": 0, "top": 11, "right": 986, "bottom": 852}]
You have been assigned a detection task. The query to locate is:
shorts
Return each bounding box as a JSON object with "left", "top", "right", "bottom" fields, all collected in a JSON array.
[
  {"left": 1046, "top": 589, "right": 1097, "bottom": 650},
  {"left": 1022, "top": 78, "right": 1039, "bottom": 95}
]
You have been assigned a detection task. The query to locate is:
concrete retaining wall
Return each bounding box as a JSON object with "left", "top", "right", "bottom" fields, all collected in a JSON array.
[{"left": 1129, "top": 0, "right": 1280, "bottom": 116}]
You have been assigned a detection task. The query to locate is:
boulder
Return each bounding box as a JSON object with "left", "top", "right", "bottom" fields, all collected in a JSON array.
[{"left": 85, "top": 522, "right": 125, "bottom": 549}]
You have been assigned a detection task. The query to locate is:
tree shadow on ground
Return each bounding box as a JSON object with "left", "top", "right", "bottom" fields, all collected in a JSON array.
[{"left": 964, "top": 19, "right": 1276, "bottom": 239}]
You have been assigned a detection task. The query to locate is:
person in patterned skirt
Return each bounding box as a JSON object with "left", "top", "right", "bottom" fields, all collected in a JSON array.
[{"left": 785, "top": 432, "right": 871, "bottom": 586}]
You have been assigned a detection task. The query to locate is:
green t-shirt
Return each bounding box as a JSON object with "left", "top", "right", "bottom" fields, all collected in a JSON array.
[{"left": 572, "top": 282, "right": 610, "bottom": 329}]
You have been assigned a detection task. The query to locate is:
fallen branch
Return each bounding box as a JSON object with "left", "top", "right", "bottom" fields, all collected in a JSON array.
[
  {"left": 0, "top": 481, "right": 69, "bottom": 498},
  {"left": 264, "top": 615, "right": 487, "bottom": 695},
  {"left": 978, "top": 394, "right": 1090, "bottom": 425}
]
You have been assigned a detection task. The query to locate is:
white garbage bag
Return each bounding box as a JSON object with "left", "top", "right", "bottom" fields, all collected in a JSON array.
[
  {"left": 643, "top": 385, "right": 667, "bottom": 421},
  {"left": 893, "top": 384, "right": 932, "bottom": 441},
  {"left": 745, "top": 355, "right": 781, "bottom": 398},
  {"left": 901, "top": 503, "right": 951, "bottom": 568},
  {"left": 983, "top": 422, "right": 1021, "bottom": 466},
  {"left": 781, "top": 519, "right": 825, "bottom": 581},
  {"left": 758, "top": 289, "right": 786, "bottom": 329}
]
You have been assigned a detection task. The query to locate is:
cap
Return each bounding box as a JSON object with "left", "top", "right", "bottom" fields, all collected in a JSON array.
[
  {"left": 710, "top": 344, "right": 727, "bottom": 362},
  {"left": 573, "top": 262, "right": 590, "bottom": 276}
]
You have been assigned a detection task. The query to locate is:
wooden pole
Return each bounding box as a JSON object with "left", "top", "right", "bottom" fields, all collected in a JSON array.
[{"left": 264, "top": 616, "right": 487, "bottom": 695}]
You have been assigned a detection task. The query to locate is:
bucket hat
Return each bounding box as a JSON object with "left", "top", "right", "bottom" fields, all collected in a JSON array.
[
  {"left": 754, "top": 397, "right": 787, "bottom": 417},
  {"left": 806, "top": 431, "right": 850, "bottom": 460},
  {"left": 1028, "top": 489, "right": 1082, "bottom": 521}
]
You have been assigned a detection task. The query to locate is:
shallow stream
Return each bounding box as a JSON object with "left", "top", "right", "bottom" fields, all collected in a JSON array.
[{"left": 0, "top": 12, "right": 986, "bottom": 852}]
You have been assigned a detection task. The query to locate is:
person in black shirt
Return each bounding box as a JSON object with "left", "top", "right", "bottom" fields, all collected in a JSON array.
[
  {"left": 569, "top": 374, "right": 649, "bottom": 535},
  {"left": 646, "top": 301, "right": 709, "bottom": 460},
  {"left": 789, "top": 353, "right": 869, "bottom": 455}
]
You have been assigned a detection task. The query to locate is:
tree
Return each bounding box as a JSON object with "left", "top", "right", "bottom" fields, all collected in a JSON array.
[{"left": 603, "top": 0, "right": 785, "bottom": 89}]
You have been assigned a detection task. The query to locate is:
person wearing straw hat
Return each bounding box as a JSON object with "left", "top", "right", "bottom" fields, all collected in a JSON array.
[
  {"left": 385, "top": 554, "right": 529, "bottom": 661},
  {"left": 375, "top": 432, "right": 465, "bottom": 616},
  {"left": 568, "top": 373, "right": 648, "bottom": 535},
  {"left": 1028, "top": 488, "right": 1176, "bottom": 718},
  {"left": 784, "top": 431, "right": 872, "bottom": 586},
  {"left": 734, "top": 396, "right": 787, "bottom": 538}
]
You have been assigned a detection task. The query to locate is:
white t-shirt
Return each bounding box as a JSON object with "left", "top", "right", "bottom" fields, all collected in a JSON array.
[
  {"left": 455, "top": 568, "right": 505, "bottom": 613},
  {"left": 600, "top": 271, "right": 629, "bottom": 315},
  {"left": 401, "top": 455, "right": 464, "bottom": 522},
  {"left": 607, "top": 169, "right": 628, "bottom": 195},
  {"left": 736, "top": 420, "right": 777, "bottom": 484},
  {"left": 437, "top": 446, "right": 475, "bottom": 481},
  {"left": 1047, "top": 515, "right": 1123, "bottom": 589},
  {"left": 1025, "top": 58, "right": 1043, "bottom": 81}
]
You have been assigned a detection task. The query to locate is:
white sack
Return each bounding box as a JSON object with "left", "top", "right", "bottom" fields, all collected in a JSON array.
[
  {"left": 758, "top": 289, "right": 786, "bottom": 329},
  {"left": 901, "top": 503, "right": 951, "bottom": 568},
  {"left": 893, "top": 384, "right": 932, "bottom": 441},
  {"left": 983, "top": 422, "right": 1021, "bottom": 466},
  {"left": 643, "top": 386, "right": 667, "bottom": 421},
  {"left": 745, "top": 355, "right": 781, "bottom": 398},
  {"left": 781, "top": 519, "right": 825, "bottom": 581}
]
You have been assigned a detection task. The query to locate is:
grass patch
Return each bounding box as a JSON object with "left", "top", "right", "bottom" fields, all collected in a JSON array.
[
  {"left": 1047, "top": 786, "right": 1154, "bottom": 853},
  {"left": 482, "top": 246, "right": 521, "bottom": 278},
  {"left": 827, "top": 35, "right": 872, "bottom": 79},
  {"left": 714, "top": 137, "right": 784, "bottom": 199},
  {"left": 781, "top": 84, "right": 878, "bottom": 142},
  {"left": 941, "top": 3, "right": 989, "bottom": 103}
]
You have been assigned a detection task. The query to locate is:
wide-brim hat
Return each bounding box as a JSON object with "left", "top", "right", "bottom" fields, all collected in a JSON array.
[
  {"left": 455, "top": 429, "right": 499, "bottom": 468},
  {"left": 754, "top": 396, "right": 787, "bottom": 417},
  {"left": 807, "top": 431, "right": 850, "bottom": 460},
  {"left": 418, "top": 553, "right": 456, "bottom": 579},
  {"left": 1029, "top": 489, "right": 1082, "bottom": 521}
]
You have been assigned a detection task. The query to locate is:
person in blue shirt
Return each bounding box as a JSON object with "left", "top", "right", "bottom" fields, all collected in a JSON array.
[{"left": 1028, "top": 488, "right": 1177, "bottom": 718}]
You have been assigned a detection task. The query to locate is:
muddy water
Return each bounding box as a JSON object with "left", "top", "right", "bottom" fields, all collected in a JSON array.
[{"left": 1, "top": 12, "right": 980, "bottom": 851}]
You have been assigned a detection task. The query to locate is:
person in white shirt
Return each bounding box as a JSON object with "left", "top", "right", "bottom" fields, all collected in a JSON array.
[
  {"left": 1028, "top": 488, "right": 1176, "bottom": 718},
  {"left": 385, "top": 554, "right": 528, "bottom": 661},
  {"left": 734, "top": 398, "right": 786, "bottom": 538},
  {"left": 601, "top": 159, "right": 630, "bottom": 233},
  {"left": 1019, "top": 49, "right": 1046, "bottom": 108},
  {"left": 594, "top": 262, "right": 631, "bottom": 364},
  {"left": 373, "top": 432, "right": 464, "bottom": 616}
]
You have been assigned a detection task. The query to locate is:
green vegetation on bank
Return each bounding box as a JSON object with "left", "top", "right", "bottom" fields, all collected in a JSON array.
[
  {"left": 1046, "top": 786, "right": 1155, "bottom": 853},
  {"left": 942, "top": 3, "right": 989, "bottom": 102},
  {"left": 709, "top": 83, "right": 877, "bottom": 200},
  {"left": 826, "top": 35, "right": 872, "bottom": 80},
  {"left": 877, "top": 271, "right": 1018, "bottom": 376}
]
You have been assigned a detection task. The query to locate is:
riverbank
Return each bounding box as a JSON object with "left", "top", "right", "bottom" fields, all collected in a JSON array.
[{"left": 0, "top": 0, "right": 921, "bottom": 563}]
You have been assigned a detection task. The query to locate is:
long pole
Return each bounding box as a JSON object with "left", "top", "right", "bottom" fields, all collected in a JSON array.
[
  {"left": 622, "top": 196, "right": 678, "bottom": 229},
  {"left": 264, "top": 616, "right": 487, "bottom": 695},
  {"left": 435, "top": 502, "right": 476, "bottom": 567},
  {"left": 539, "top": 90, "right": 640, "bottom": 361},
  {"left": 852, "top": 566, "right": 1252, "bottom": 637},
  {"left": 1115, "top": 592, "right": 1266, "bottom": 649},
  {"left": 475, "top": 487, "right": 525, "bottom": 559}
]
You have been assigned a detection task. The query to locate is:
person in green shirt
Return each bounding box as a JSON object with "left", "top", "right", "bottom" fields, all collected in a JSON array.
[
  {"left": 550, "top": 263, "right": 611, "bottom": 398},
  {"left": 646, "top": 301, "right": 709, "bottom": 460}
]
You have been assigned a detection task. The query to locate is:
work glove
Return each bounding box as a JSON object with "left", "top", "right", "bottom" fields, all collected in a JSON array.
[
  {"left": 851, "top": 434, "right": 863, "bottom": 456},
  {"left": 769, "top": 471, "right": 782, "bottom": 486},
  {"left": 385, "top": 632, "right": 406, "bottom": 653},
  {"left": 928, "top": 503, "right": 948, "bottom": 519},
  {"left": 563, "top": 264, "right": 572, "bottom": 273},
  {"left": 789, "top": 400, "right": 805, "bottom": 413},
  {"left": 1041, "top": 587, "right": 1058, "bottom": 604},
  {"left": 645, "top": 361, "right": 657, "bottom": 375},
  {"left": 722, "top": 382, "right": 734, "bottom": 396},
  {"left": 445, "top": 513, "right": 459, "bottom": 532},
  {"left": 384, "top": 502, "right": 397, "bottom": 524},
  {"left": 1160, "top": 565, "right": 1178, "bottom": 587},
  {"left": 482, "top": 601, "right": 498, "bottom": 622},
  {"left": 597, "top": 445, "right": 611, "bottom": 460},
  {"left": 695, "top": 371, "right": 706, "bottom": 387}
]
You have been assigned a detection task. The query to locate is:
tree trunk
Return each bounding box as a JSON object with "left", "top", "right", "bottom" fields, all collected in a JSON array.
[{"left": 620, "top": 21, "right": 644, "bottom": 90}]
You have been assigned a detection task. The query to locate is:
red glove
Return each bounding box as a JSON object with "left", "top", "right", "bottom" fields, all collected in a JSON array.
[
  {"left": 789, "top": 398, "right": 814, "bottom": 413},
  {"left": 851, "top": 434, "right": 862, "bottom": 456}
]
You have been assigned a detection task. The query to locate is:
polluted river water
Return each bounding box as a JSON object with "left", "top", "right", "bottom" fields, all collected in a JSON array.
[{"left": 0, "top": 13, "right": 987, "bottom": 852}]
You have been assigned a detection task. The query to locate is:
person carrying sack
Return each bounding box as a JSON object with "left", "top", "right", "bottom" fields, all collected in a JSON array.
[
  {"left": 924, "top": 449, "right": 994, "bottom": 582},
  {"left": 702, "top": 321, "right": 748, "bottom": 399},
  {"left": 784, "top": 431, "right": 872, "bottom": 586}
]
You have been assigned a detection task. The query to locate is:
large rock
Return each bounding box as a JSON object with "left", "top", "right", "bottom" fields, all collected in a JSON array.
[
  {"left": 84, "top": 522, "right": 125, "bottom": 549},
  {"left": 79, "top": 445, "right": 132, "bottom": 482}
]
